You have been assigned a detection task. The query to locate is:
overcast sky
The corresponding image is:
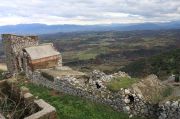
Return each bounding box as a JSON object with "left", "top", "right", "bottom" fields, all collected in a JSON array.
[{"left": 0, "top": 0, "right": 180, "bottom": 25}]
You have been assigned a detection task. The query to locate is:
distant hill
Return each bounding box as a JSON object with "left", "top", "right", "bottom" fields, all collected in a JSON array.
[
  {"left": 121, "top": 49, "right": 180, "bottom": 79},
  {"left": 0, "top": 21, "right": 180, "bottom": 35}
]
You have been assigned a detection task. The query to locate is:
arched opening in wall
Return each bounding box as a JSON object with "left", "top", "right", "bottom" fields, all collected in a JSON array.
[
  {"left": 96, "top": 82, "right": 101, "bottom": 89},
  {"left": 128, "top": 95, "right": 134, "bottom": 104}
]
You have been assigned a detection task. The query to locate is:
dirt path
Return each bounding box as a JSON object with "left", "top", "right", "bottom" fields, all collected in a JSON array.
[{"left": 0, "top": 63, "right": 7, "bottom": 71}]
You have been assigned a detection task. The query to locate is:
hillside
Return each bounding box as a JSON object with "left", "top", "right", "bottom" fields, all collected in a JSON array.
[
  {"left": 0, "top": 29, "right": 179, "bottom": 76},
  {"left": 39, "top": 29, "right": 180, "bottom": 74},
  {"left": 121, "top": 49, "right": 180, "bottom": 79},
  {"left": 1, "top": 29, "right": 179, "bottom": 74}
]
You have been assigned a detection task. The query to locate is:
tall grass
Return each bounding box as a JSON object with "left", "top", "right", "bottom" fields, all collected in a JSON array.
[{"left": 151, "top": 87, "right": 173, "bottom": 103}]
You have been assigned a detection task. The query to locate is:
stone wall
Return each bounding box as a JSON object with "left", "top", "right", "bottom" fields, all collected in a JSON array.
[
  {"left": 158, "top": 101, "right": 180, "bottom": 119},
  {"left": 29, "top": 70, "right": 158, "bottom": 119},
  {"left": 2, "top": 34, "right": 38, "bottom": 74},
  {"left": 27, "top": 69, "right": 180, "bottom": 119}
]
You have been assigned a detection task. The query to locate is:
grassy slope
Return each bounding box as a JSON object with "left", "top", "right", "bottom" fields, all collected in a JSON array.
[
  {"left": 106, "top": 77, "right": 173, "bottom": 103},
  {"left": 25, "top": 83, "right": 146, "bottom": 119},
  {"left": 106, "top": 77, "right": 139, "bottom": 92},
  {"left": 121, "top": 49, "right": 180, "bottom": 79}
]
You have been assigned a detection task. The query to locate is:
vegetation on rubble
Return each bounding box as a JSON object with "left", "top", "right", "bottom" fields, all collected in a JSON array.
[
  {"left": 106, "top": 77, "right": 139, "bottom": 92},
  {"left": 162, "top": 87, "right": 173, "bottom": 98},
  {"left": 150, "top": 86, "right": 174, "bottom": 103}
]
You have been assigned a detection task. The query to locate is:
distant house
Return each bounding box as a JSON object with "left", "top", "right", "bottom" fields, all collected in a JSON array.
[{"left": 1, "top": 34, "right": 62, "bottom": 75}]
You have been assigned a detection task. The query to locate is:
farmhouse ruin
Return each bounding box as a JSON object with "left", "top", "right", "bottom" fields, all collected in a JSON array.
[{"left": 2, "top": 34, "right": 62, "bottom": 75}]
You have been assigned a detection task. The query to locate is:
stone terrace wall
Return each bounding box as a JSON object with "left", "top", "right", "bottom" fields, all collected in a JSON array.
[
  {"left": 158, "top": 101, "right": 180, "bottom": 119},
  {"left": 29, "top": 70, "right": 158, "bottom": 119},
  {"left": 28, "top": 70, "right": 180, "bottom": 119}
]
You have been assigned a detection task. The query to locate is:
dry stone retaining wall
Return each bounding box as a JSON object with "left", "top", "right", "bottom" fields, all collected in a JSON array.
[
  {"left": 29, "top": 70, "right": 158, "bottom": 119},
  {"left": 27, "top": 70, "right": 180, "bottom": 119},
  {"left": 158, "top": 101, "right": 180, "bottom": 119}
]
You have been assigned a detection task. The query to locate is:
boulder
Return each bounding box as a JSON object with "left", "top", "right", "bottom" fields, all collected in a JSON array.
[{"left": 123, "top": 106, "right": 130, "bottom": 113}]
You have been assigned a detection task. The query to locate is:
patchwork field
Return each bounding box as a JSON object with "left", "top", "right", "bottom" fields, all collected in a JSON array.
[{"left": 40, "top": 29, "right": 180, "bottom": 77}]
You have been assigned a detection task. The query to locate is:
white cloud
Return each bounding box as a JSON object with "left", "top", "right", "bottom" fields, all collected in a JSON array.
[{"left": 0, "top": 0, "right": 179, "bottom": 25}]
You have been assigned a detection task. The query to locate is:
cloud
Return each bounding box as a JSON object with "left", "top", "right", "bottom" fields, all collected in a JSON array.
[{"left": 0, "top": 0, "right": 179, "bottom": 25}]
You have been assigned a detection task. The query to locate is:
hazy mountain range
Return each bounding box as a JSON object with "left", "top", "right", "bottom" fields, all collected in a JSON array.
[{"left": 0, "top": 21, "right": 180, "bottom": 35}]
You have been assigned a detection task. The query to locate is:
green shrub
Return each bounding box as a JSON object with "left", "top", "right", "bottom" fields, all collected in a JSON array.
[{"left": 106, "top": 77, "right": 139, "bottom": 92}]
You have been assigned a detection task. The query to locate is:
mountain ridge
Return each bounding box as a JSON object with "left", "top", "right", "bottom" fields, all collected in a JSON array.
[{"left": 0, "top": 21, "right": 180, "bottom": 35}]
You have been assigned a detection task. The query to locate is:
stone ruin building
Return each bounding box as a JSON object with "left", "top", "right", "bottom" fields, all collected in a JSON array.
[{"left": 1, "top": 34, "right": 62, "bottom": 75}]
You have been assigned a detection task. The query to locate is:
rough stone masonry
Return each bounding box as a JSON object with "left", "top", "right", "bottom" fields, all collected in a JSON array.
[
  {"left": 2, "top": 34, "right": 62, "bottom": 75},
  {"left": 2, "top": 34, "right": 38, "bottom": 74},
  {"left": 29, "top": 69, "right": 180, "bottom": 119}
]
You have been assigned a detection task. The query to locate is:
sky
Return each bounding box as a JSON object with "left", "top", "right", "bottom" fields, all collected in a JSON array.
[{"left": 0, "top": 0, "right": 180, "bottom": 25}]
